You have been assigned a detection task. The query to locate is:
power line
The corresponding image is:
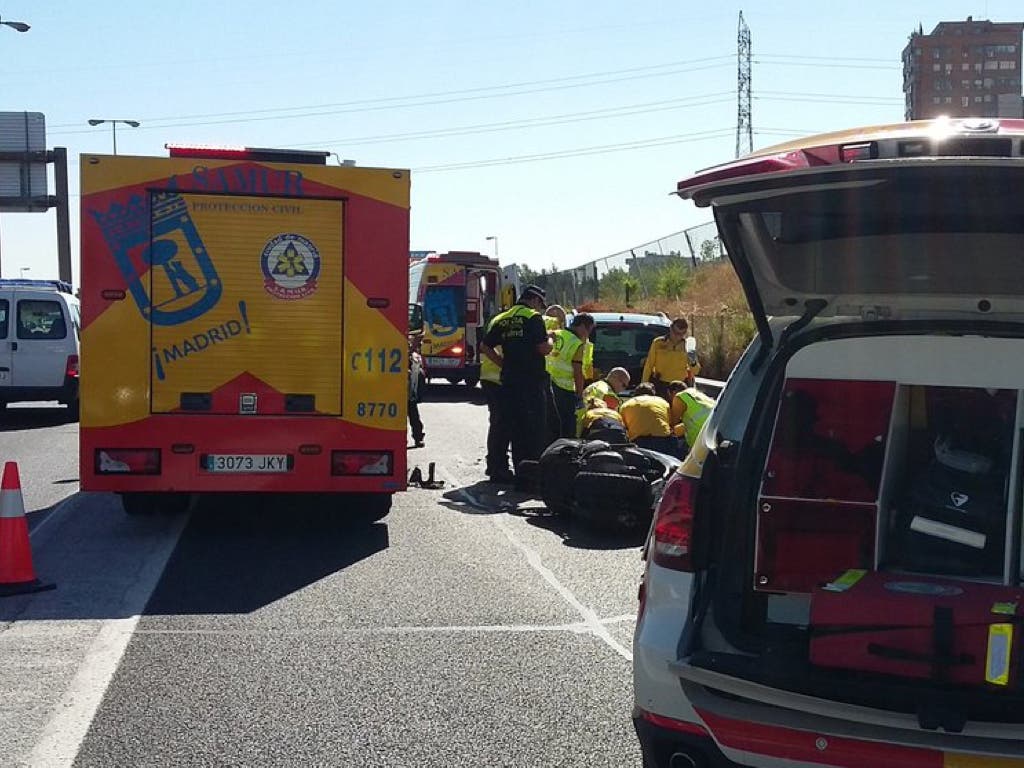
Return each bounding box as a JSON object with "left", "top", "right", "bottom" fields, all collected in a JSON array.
[
  {"left": 756, "top": 53, "right": 896, "bottom": 63},
  {"left": 50, "top": 55, "right": 735, "bottom": 135},
  {"left": 414, "top": 128, "right": 735, "bottom": 173},
  {"left": 753, "top": 58, "right": 899, "bottom": 71},
  {"left": 277, "top": 90, "right": 903, "bottom": 151},
  {"left": 759, "top": 89, "right": 901, "bottom": 102},
  {"left": 283, "top": 93, "right": 735, "bottom": 148},
  {"left": 756, "top": 95, "right": 902, "bottom": 107}
]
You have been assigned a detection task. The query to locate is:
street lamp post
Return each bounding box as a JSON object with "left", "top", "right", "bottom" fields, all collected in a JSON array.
[
  {"left": 87, "top": 119, "right": 141, "bottom": 155},
  {"left": 485, "top": 235, "right": 498, "bottom": 260},
  {"left": 0, "top": 17, "right": 30, "bottom": 32}
]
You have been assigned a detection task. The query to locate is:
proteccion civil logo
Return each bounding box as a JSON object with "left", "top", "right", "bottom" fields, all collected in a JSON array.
[{"left": 261, "top": 233, "right": 320, "bottom": 300}]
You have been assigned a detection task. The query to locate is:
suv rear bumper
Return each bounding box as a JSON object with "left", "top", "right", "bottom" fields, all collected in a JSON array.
[{"left": 634, "top": 709, "right": 747, "bottom": 767}]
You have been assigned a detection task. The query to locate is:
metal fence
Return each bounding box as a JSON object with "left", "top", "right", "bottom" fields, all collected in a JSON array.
[{"left": 529, "top": 221, "right": 724, "bottom": 308}]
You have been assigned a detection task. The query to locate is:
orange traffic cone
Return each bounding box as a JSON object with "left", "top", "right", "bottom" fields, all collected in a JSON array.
[{"left": 0, "top": 462, "right": 55, "bottom": 597}]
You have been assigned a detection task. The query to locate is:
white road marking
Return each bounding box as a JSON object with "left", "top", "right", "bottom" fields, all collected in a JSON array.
[
  {"left": 440, "top": 466, "right": 633, "bottom": 661},
  {"left": 25, "top": 512, "right": 188, "bottom": 768},
  {"left": 132, "top": 621, "right": 626, "bottom": 636}
]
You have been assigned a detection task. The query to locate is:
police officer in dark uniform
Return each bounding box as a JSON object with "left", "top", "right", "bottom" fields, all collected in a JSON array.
[{"left": 479, "top": 284, "right": 552, "bottom": 479}]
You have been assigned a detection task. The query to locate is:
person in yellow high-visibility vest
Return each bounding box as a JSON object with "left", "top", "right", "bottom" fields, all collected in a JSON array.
[
  {"left": 582, "top": 338, "right": 595, "bottom": 382},
  {"left": 480, "top": 284, "right": 553, "bottom": 475},
  {"left": 541, "top": 305, "right": 567, "bottom": 445},
  {"left": 543, "top": 305, "right": 566, "bottom": 332},
  {"left": 480, "top": 306, "right": 516, "bottom": 481},
  {"left": 641, "top": 317, "right": 700, "bottom": 400},
  {"left": 667, "top": 379, "right": 716, "bottom": 457},
  {"left": 547, "top": 313, "right": 596, "bottom": 438},
  {"left": 575, "top": 367, "right": 630, "bottom": 436}
]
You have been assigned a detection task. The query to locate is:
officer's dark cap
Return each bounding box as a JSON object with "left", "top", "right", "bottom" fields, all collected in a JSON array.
[{"left": 520, "top": 284, "right": 546, "bottom": 303}]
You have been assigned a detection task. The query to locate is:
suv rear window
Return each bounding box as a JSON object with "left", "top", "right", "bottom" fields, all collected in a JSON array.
[
  {"left": 593, "top": 325, "right": 664, "bottom": 355},
  {"left": 17, "top": 299, "right": 67, "bottom": 340},
  {"left": 730, "top": 165, "right": 1024, "bottom": 298}
]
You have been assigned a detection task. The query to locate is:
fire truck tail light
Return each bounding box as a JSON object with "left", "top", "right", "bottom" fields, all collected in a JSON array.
[
  {"left": 331, "top": 451, "right": 393, "bottom": 476},
  {"left": 95, "top": 448, "right": 161, "bottom": 475}
]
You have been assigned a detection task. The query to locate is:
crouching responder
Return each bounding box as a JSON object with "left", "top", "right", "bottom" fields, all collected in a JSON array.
[
  {"left": 547, "top": 313, "right": 596, "bottom": 438},
  {"left": 583, "top": 367, "right": 630, "bottom": 409},
  {"left": 480, "top": 284, "right": 552, "bottom": 478},
  {"left": 579, "top": 397, "right": 628, "bottom": 443},
  {"left": 576, "top": 367, "right": 630, "bottom": 436},
  {"left": 619, "top": 382, "right": 681, "bottom": 457},
  {"left": 667, "top": 380, "right": 716, "bottom": 457}
]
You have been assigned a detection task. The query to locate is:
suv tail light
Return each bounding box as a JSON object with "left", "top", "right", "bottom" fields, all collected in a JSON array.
[
  {"left": 651, "top": 472, "right": 705, "bottom": 571},
  {"left": 65, "top": 354, "right": 79, "bottom": 378}
]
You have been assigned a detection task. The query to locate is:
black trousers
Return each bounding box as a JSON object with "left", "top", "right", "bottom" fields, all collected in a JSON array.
[
  {"left": 482, "top": 380, "right": 511, "bottom": 475},
  {"left": 635, "top": 435, "right": 683, "bottom": 458},
  {"left": 501, "top": 377, "right": 550, "bottom": 472},
  {"left": 408, "top": 398, "right": 424, "bottom": 442},
  {"left": 551, "top": 384, "right": 579, "bottom": 439}
]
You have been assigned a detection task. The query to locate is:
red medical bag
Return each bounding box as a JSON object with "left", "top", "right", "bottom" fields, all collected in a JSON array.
[{"left": 809, "top": 571, "right": 1024, "bottom": 688}]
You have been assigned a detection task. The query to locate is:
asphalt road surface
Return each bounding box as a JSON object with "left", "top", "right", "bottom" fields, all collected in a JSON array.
[{"left": 1, "top": 388, "right": 646, "bottom": 767}]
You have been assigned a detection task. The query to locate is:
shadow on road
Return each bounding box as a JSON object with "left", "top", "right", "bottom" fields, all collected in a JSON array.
[
  {"left": 441, "top": 480, "right": 646, "bottom": 551},
  {"left": 421, "top": 382, "right": 486, "bottom": 406},
  {"left": 521, "top": 511, "right": 647, "bottom": 551},
  {"left": 143, "top": 495, "right": 390, "bottom": 615},
  {"left": 2, "top": 493, "right": 391, "bottom": 622},
  {"left": 0, "top": 405, "right": 77, "bottom": 431}
]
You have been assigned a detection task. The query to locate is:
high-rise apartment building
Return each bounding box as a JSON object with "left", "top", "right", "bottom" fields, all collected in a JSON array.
[{"left": 902, "top": 17, "right": 1023, "bottom": 120}]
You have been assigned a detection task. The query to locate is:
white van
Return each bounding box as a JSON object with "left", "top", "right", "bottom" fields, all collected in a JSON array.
[{"left": 0, "top": 279, "right": 80, "bottom": 416}]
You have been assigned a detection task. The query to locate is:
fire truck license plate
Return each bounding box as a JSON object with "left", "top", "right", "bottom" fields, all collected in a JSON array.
[{"left": 203, "top": 454, "right": 289, "bottom": 473}]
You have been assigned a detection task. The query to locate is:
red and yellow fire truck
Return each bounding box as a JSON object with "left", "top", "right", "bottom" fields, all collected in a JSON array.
[{"left": 79, "top": 146, "right": 410, "bottom": 517}]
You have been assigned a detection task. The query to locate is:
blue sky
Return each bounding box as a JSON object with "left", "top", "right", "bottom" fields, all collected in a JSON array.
[{"left": 1, "top": 0, "right": 1020, "bottom": 282}]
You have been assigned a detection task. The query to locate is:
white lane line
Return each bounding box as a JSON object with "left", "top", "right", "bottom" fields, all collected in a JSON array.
[
  {"left": 440, "top": 466, "right": 633, "bottom": 662},
  {"left": 25, "top": 511, "right": 189, "bottom": 768},
  {"left": 132, "top": 622, "right": 617, "bottom": 636}
]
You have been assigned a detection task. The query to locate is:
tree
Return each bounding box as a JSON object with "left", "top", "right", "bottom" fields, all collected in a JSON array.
[
  {"left": 599, "top": 267, "right": 629, "bottom": 302},
  {"left": 656, "top": 262, "right": 690, "bottom": 300},
  {"left": 699, "top": 238, "right": 720, "bottom": 262},
  {"left": 518, "top": 264, "right": 539, "bottom": 285}
]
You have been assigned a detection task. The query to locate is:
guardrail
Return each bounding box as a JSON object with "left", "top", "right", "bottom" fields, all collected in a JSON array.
[{"left": 695, "top": 376, "right": 727, "bottom": 398}]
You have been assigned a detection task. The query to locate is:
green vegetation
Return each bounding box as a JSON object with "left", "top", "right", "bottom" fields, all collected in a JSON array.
[
  {"left": 584, "top": 260, "right": 755, "bottom": 380},
  {"left": 521, "top": 257, "right": 754, "bottom": 380}
]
